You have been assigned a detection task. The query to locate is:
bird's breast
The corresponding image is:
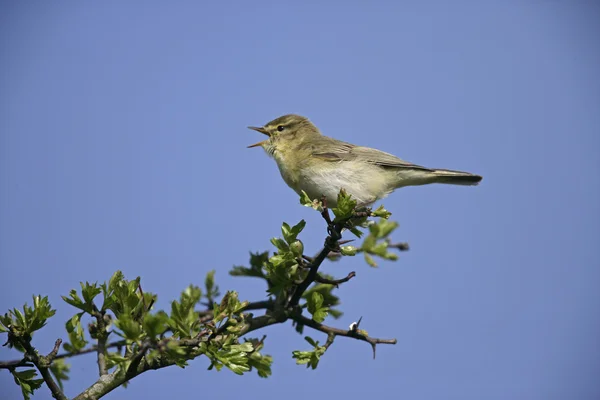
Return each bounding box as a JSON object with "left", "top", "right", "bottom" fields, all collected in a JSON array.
[{"left": 296, "top": 161, "right": 392, "bottom": 206}]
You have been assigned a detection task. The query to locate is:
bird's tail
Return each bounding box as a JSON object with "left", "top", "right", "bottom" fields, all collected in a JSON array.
[
  {"left": 429, "top": 168, "right": 482, "bottom": 186},
  {"left": 393, "top": 167, "right": 482, "bottom": 188}
]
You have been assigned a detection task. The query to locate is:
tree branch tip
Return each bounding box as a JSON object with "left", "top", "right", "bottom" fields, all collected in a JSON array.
[
  {"left": 392, "top": 242, "right": 410, "bottom": 251},
  {"left": 48, "top": 338, "right": 62, "bottom": 360}
]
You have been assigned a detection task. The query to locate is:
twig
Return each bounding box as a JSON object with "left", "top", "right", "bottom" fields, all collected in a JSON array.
[
  {"left": 16, "top": 336, "right": 67, "bottom": 400},
  {"left": 315, "top": 272, "right": 356, "bottom": 287},
  {"left": 292, "top": 314, "right": 396, "bottom": 359},
  {"left": 125, "top": 342, "right": 150, "bottom": 380},
  {"left": 97, "top": 334, "right": 108, "bottom": 376},
  {"left": 3, "top": 300, "right": 276, "bottom": 371},
  {"left": 90, "top": 306, "right": 110, "bottom": 377},
  {"left": 320, "top": 195, "right": 332, "bottom": 226},
  {"left": 288, "top": 199, "right": 344, "bottom": 307},
  {"left": 73, "top": 312, "right": 286, "bottom": 400},
  {"left": 389, "top": 242, "right": 410, "bottom": 251},
  {"left": 324, "top": 332, "right": 335, "bottom": 350},
  {"left": 288, "top": 243, "right": 335, "bottom": 306},
  {"left": 0, "top": 359, "right": 34, "bottom": 369},
  {"left": 48, "top": 339, "right": 62, "bottom": 360},
  {"left": 56, "top": 340, "right": 125, "bottom": 360}
]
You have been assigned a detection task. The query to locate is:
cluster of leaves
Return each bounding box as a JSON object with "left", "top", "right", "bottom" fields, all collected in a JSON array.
[
  {"left": 265, "top": 219, "right": 307, "bottom": 296},
  {"left": 233, "top": 190, "right": 404, "bottom": 364},
  {"left": 292, "top": 336, "right": 327, "bottom": 369},
  {"left": 0, "top": 296, "right": 57, "bottom": 399},
  {"left": 300, "top": 189, "right": 402, "bottom": 266},
  {"left": 1, "top": 189, "right": 403, "bottom": 399},
  {"left": 1, "top": 271, "right": 273, "bottom": 399}
]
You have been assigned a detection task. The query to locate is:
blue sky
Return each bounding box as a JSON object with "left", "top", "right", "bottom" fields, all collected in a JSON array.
[{"left": 1, "top": 2, "right": 599, "bottom": 399}]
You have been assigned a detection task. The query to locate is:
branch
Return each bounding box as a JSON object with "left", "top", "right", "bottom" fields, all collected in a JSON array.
[
  {"left": 17, "top": 337, "right": 67, "bottom": 400},
  {"left": 97, "top": 334, "right": 108, "bottom": 376},
  {"left": 291, "top": 314, "right": 396, "bottom": 359},
  {"left": 56, "top": 340, "right": 125, "bottom": 361},
  {"left": 91, "top": 306, "right": 110, "bottom": 377},
  {"left": 1, "top": 301, "right": 275, "bottom": 371},
  {"left": 73, "top": 312, "right": 286, "bottom": 400},
  {"left": 315, "top": 271, "right": 356, "bottom": 287},
  {"left": 1, "top": 340, "right": 126, "bottom": 370},
  {"left": 0, "top": 358, "right": 34, "bottom": 369},
  {"left": 289, "top": 200, "right": 343, "bottom": 306}
]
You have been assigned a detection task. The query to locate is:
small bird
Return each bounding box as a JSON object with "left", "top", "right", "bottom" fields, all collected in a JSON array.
[{"left": 248, "top": 114, "right": 482, "bottom": 207}]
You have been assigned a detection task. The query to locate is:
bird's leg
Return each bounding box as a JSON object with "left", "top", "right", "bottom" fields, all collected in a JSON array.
[{"left": 320, "top": 195, "right": 335, "bottom": 235}]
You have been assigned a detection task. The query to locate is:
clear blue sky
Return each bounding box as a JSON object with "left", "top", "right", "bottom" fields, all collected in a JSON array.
[{"left": 1, "top": 2, "right": 599, "bottom": 399}]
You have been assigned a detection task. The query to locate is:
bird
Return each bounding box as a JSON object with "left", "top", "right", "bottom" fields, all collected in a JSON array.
[{"left": 247, "top": 114, "right": 482, "bottom": 207}]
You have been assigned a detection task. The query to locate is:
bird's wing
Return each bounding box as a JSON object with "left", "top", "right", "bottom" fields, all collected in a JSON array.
[{"left": 311, "top": 139, "right": 431, "bottom": 171}]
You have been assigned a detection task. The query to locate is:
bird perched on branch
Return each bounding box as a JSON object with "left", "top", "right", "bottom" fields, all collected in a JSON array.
[{"left": 248, "top": 114, "right": 482, "bottom": 207}]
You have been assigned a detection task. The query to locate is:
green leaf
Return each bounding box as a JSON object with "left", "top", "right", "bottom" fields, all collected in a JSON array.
[
  {"left": 299, "top": 191, "right": 323, "bottom": 211},
  {"left": 168, "top": 287, "right": 203, "bottom": 339},
  {"left": 209, "top": 342, "right": 254, "bottom": 375},
  {"left": 181, "top": 285, "right": 202, "bottom": 311},
  {"left": 248, "top": 351, "right": 273, "bottom": 378},
  {"left": 49, "top": 359, "right": 70, "bottom": 390},
  {"left": 0, "top": 296, "right": 54, "bottom": 339},
  {"left": 105, "top": 351, "right": 129, "bottom": 370},
  {"left": 348, "top": 226, "right": 364, "bottom": 238},
  {"left": 229, "top": 265, "right": 264, "bottom": 278},
  {"left": 143, "top": 312, "right": 169, "bottom": 338},
  {"left": 364, "top": 253, "right": 378, "bottom": 268},
  {"left": 64, "top": 312, "right": 87, "bottom": 352},
  {"left": 229, "top": 251, "right": 269, "bottom": 279},
  {"left": 212, "top": 291, "right": 248, "bottom": 324},
  {"left": 299, "top": 191, "right": 313, "bottom": 207},
  {"left": 282, "top": 220, "right": 306, "bottom": 244},
  {"left": 371, "top": 220, "right": 399, "bottom": 238},
  {"left": 281, "top": 222, "right": 292, "bottom": 243},
  {"left": 101, "top": 272, "right": 146, "bottom": 319},
  {"left": 304, "top": 336, "right": 317, "bottom": 347},
  {"left": 164, "top": 341, "right": 189, "bottom": 367},
  {"left": 332, "top": 189, "right": 357, "bottom": 221},
  {"left": 302, "top": 282, "right": 342, "bottom": 319},
  {"left": 270, "top": 237, "right": 289, "bottom": 253},
  {"left": 23, "top": 295, "right": 56, "bottom": 334},
  {"left": 291, "top": 219, "right": 306, "bottom": 236},
  {"left": 81, "top": 282, "right": 102, "bottom": 308},
  {"left": 292, "top": 342, "right": 326, "bottom": 370},
  {"left": 306, "top": 292, "right": 329, "bottom": 323},
  {"left": 289, "top": 240, "right": 304, "bottom": 258},
  {"left": 114, "top": 315, "right": 141, "bottom": 342},
  {"left": 372, "top": 204, "right": 392, "bottom": 219},
  {"left": 340, "top": 245, "right": 358, "bottom": 256},
  {"left": 204, "top": 271, "right": 219, "bottom": 300},
  {"left": 264, "top": 253, "right": 297, "bottom": 296},
  {"left": 11, "top": 369, "right": 44, "bottom": 400}
]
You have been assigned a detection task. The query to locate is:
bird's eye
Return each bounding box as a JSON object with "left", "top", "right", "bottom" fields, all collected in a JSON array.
[{"left": 277, "top": 125, "right": 285, "bottom": 132}]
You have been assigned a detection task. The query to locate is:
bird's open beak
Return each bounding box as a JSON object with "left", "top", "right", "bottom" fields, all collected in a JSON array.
[{"left": 247, "top": 126, "right": 270, "bottom": 148}]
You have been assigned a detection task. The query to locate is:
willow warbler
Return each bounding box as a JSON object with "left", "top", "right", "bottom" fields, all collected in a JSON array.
[{"left": 248, "top": 114, "right": 482, "bottom": 207}]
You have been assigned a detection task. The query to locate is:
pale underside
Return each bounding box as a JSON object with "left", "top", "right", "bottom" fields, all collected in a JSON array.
[{"left": 269, "top": 139, "right": 436, "bottom": 207}]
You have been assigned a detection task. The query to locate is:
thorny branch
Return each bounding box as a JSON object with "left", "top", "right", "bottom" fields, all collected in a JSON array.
[
  {"left": 2, "top": 196, "right": 406, "bottom": 400},
  {"left": 12, "top": 335, "right": 67, "bottom": 400},
  {"left": 288, "top": 197, "right": 345, "bottom": 307},
  {"left": 292, "top": 314, "right": 396, "bottom": 359},
  {"left": 315, "top": 271, "right": 356, "bottom": 287}
]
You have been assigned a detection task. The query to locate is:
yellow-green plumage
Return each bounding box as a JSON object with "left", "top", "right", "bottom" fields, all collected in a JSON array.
[{"left": 248, "top": 114, "right": 482, "bottom": 207}]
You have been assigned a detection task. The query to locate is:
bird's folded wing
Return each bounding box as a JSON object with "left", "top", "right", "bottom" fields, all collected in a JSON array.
[{"left": 312, "top": 142, "right": 431, "bottom": 171}]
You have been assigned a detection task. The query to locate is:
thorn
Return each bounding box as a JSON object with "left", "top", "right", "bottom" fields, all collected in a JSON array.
[{"left": 371, "top": 342, "right": 377, "bottom": 359}]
